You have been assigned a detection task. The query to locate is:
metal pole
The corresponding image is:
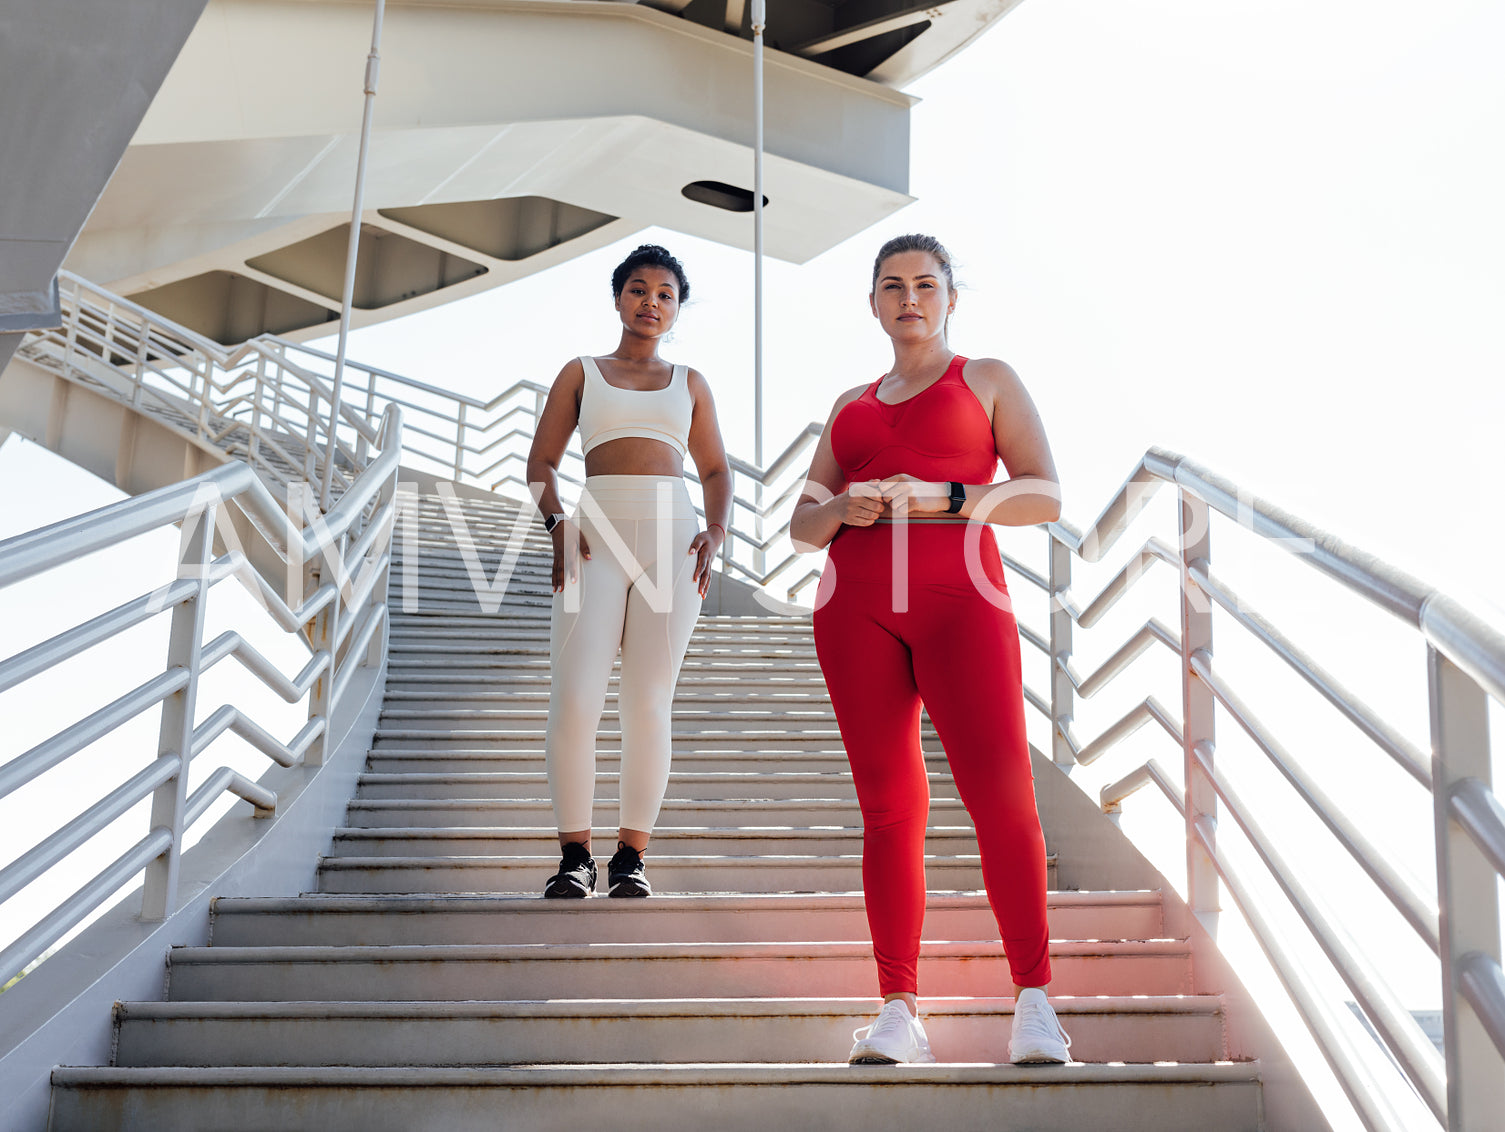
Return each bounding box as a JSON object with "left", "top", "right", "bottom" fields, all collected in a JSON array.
[
  {"left": 321, "top": 0, "right": 387, "bottom": 510},
  {"left": 752, "top": 0, "right": 765, "bottom": 471},
  {"left": 1179, "top": 487, "right": 1219, "bottom": 936},
  {"left": 1430, "top": 645, "right": 1505, "bottom": 1131},
  {"left": 751, "top": 0, "right": 766, "bottom": 578}
]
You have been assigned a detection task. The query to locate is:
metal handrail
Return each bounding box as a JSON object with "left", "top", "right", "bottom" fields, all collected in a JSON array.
[
  {"left": 0, "top": 392, "right": 403, "bottom": 988},
  {"left": 18, "top": 274, "right": 381, "bottom": 510},
  {"left": 1024, "top": 445, "right": 1504, "bottom": 1132}
]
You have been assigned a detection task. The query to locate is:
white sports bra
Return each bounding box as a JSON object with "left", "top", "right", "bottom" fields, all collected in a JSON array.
[{"left": 577, "top": 355, "right": 693, "bottom": 458}]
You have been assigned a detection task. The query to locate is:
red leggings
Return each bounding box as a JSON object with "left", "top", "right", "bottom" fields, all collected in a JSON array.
[{"left": 812, "top": 522, "right": 1052, "bottom": 996}]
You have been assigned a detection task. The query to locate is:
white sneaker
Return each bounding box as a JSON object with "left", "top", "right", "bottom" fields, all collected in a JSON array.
[
  {"left": 1009, "top": 987, "right": 1072, "bottom": 1064},
  {"left": 848, "top": 1000, "right": 938, "bottom": 1064}
]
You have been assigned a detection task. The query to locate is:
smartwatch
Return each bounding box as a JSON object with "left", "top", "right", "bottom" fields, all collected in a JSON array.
[
  {"left": 543, "top": 513, "right": 567, "bottom": 534},
  {"left": 946, "top": 482, "right": 966, "bottom": 514}
]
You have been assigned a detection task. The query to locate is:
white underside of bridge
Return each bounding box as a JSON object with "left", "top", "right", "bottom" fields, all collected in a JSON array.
[{"left": 66, "top": 0, "right": 933, "bottom": 342}]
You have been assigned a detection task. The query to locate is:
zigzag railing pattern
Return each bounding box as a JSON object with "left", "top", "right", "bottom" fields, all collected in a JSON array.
[
  {"left": 994, "top": 448, "right": 1505, "bottom": 1132},
  {"left": 0, "top": 408, "right": 403, "bottom": 989}
]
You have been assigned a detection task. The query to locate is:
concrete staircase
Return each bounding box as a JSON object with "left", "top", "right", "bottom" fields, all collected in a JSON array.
[{"left": 48, "top": 493, "right": 1264, "bottom": 1130}]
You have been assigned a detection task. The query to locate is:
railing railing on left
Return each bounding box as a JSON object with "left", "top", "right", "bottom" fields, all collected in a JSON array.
[
  {"left": 0, "top": 405, "right": 402, "bottom": 988},
  {"left": 18, "top": 274, "right": 385, "bottom": 511}
]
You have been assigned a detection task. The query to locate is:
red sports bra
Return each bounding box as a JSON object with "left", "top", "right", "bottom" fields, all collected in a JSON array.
[{"left": 829, "top": 355, "right": 998, "bottom": 484}]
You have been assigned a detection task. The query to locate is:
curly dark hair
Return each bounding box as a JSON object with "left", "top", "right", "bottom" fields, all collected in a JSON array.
[{"left": 611, "top": 244, "right": 690, "bottom": 303}]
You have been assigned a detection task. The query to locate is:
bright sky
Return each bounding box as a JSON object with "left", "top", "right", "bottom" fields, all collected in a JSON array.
[{"left": 2, "top": 0, "right": 1502, "bottom": 1119}]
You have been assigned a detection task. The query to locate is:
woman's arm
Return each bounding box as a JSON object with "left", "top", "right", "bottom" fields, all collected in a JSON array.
[
  {"left": 685, "top": 369, "right": 732, "bottom": 596},
  {"left": 790, "top": 387, "right": 886, "bottom": 553},
  {"left": 525, "top": 360, "right": 591, "bottom": 591},
  {"left": 879, "top": 358, "right": 1061, "bottom": 526}
]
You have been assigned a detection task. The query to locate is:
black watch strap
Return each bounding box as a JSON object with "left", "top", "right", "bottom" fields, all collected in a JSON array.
[{"left": 946, "top": 481, "right": 966, "bottom": 514}]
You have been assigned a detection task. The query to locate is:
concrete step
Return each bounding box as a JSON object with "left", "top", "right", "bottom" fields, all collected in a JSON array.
[
  {"left": 48, "top": 1062, "right": 1263, "bottom": 1132},
  {"left": 112, "top": 995, "right": 1227, "bottom": 1068},
  {"left": 312, "top": 852, "right": 1054, "bottom": 896},
  {"left": 390, "top": 561, "right": 552, "bottom": 585},
  {"left": 165, "top": 939, "right": 1190, "bottom": 1001},
  {"left": 375, "top": 713, "right": 841, "bottom": 736},
  {"left": 361, "top": 737, "right": 872, "bottom": 755},
  {"left": 362, "top": 750, "right": 918, "bottom": 775},
  {"left": 384, "top": 655, "right": 826, "bottom": 673},
  {"left": 378, "top": 706, "right": 837, "bottom": 725},
  {"left": 210, "top": 892, "right": 1165, "bottom": 948},
  {"left": 389, "top": 597, "right": 554, "bottom": 616},
  {"left": 325, "top": 825, "right": 985, "bottom": 858},
  {"left": 342, "top": 796, "right": 946, "bottom": 828},
  {"left": 384, "top": 670, "right": 827, "bottom": 686},
  {"left": 387, "top": 643, "right": 821, "bottom": 661},
  {"left": 353, "top": 771, "right": 922, "bottom": 801},
  {"left": 387, "top": 629, "right": 815, "bottom": 646},
  {"left": 379, "top": 689, "right": 833, "bottom": 707}
]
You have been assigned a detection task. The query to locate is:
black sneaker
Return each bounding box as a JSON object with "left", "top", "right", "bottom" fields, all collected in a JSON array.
[
  {"left": 544, "top": 841, "right": 596, "bottom": 898},
  {"left": 607, "top": 841, "right": 652, "bottom": 898}
]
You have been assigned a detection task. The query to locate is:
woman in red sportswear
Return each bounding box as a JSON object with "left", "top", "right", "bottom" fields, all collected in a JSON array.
[{"left": 791, "top": 234, "right": 1070, "bottom": 1066}]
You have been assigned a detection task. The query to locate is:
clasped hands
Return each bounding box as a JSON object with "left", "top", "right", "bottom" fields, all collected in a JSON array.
[{"left": 835, "top": 473, "right": 952, "bottom": 527}]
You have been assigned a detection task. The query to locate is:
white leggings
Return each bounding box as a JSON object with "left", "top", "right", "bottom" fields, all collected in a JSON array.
[{"left": 546, "top": 475, "right": 702, "bottom": 833}]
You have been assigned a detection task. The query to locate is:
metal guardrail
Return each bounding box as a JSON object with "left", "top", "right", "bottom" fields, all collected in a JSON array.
[
  {"left": 18, "top": 274, "right": 385, "bottom": 507},
  {"left": 1007, "top": 447, "right": 1505, "bottom": 1132},
  {"left": 0, "top": 404, "right": 402, "bottom": 989}
]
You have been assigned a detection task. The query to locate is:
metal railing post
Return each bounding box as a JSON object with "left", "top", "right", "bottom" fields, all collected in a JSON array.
[
  {"left": 1179, "top": 486, "right": 1219, "bottom": 933},
  {"left": 102, "top": 299, "right": 119, "bottom": 371},
  {"left": 364, "top": 471, "right": 396, "bottom": 668},
  {"left": 196, "top": 355, "right": 212, "bottom": 440},
  {"left": 131, "top": 313, "right": 148, "bottom": 409},
  {"left": 1430, "top": 645, "right": 1505, "bottom": 1132},
  {"left": 304, "top": 384, "right": 321, "bottom": 484},
  {"left": 141, "top": 495, "right": 214, "bottom": 920},
  {"left": 721, "top": 466, "right": 736, "bottom": 580},
  {"left": 1048, "top": 531, "right": 1075, "bottom": 771},
  {"left": 453, "top": 403, "right": 467, "bottom": 483},
  {"left": 753, "top": 481, "right": 766, "bottom": 583},
  {"left": 60, "top": 281, "right": 80, "bottom": 379},
  {"left": 304, "top": 534, "right": 346, "bottom": 769},
  {"left": 249, "top": 355, "right": 266, "bottom": 469},
  {"left": 359, "top": 375, "right": 377, "bottom": 468}
]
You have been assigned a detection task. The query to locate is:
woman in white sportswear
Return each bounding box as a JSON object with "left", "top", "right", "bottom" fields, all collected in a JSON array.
[{"left": 525, "top": 244, "right": 731, "bottom": 898}]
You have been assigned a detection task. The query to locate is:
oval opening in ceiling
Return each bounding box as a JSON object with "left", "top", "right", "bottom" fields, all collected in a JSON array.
[{"left": 681, "top": 180, "right": 770, "bottom": 213}]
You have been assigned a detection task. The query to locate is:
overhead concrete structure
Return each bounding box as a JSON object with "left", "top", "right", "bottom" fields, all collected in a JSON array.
[
  {"left": 0, "top": 0, "right": 212, "bottom": 372},
  {"left": 61, "top": 0, "right": 1026, "bottom": 345}
]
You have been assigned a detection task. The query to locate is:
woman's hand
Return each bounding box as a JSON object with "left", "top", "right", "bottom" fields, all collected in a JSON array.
[
  {"left": 878, "top": 474, "right": 949, "bottom": 515},
  {"left": 832, "top": 481, "right": 887, "bottom": 527},
  {"left": 688, "top": 525, "right": 725, "bottom": 597},
  {"left": 551, "top": 521, "right": 592, "bottom": 592}
]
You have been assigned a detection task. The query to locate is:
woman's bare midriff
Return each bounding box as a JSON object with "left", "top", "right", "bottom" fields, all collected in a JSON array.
[{"left": 584, "top": 436, "right": 685, "bottom": 478}]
